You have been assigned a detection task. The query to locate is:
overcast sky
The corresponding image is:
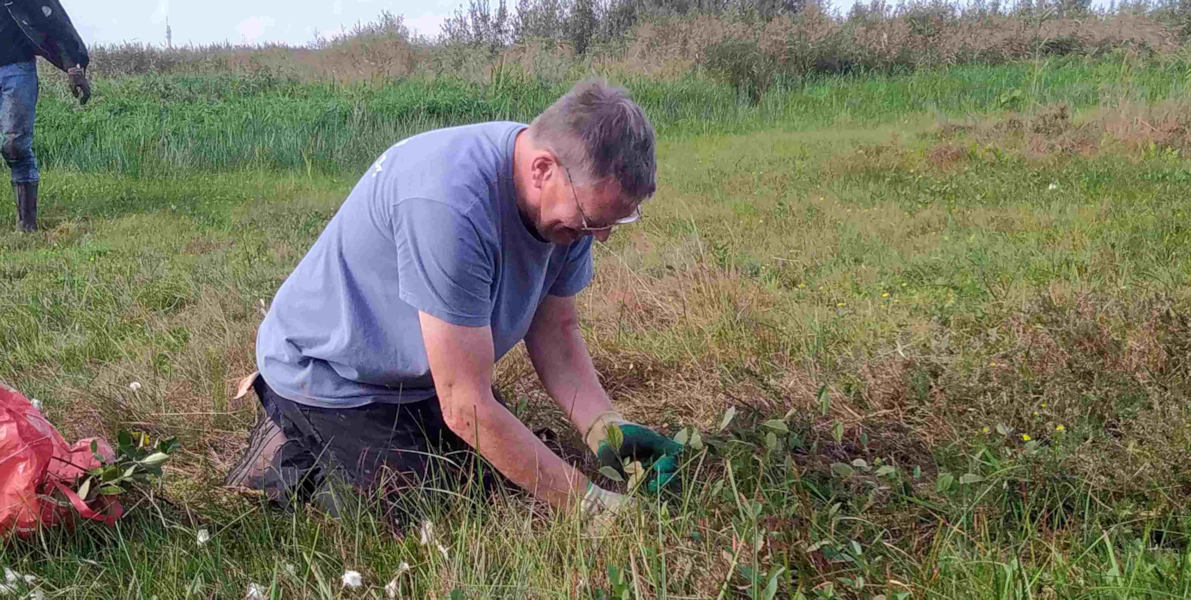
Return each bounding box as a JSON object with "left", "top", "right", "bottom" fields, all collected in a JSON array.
[{"left": 69, "top": 0, "right": 461, "bottom": 47}]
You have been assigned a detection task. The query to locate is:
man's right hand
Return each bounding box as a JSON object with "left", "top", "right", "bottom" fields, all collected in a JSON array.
[
  {"left": 67, "top": 67, "right": 90, "bottom": 105},
  {"left": 586, "top": 411, "right": 683, "bottom": 493}
]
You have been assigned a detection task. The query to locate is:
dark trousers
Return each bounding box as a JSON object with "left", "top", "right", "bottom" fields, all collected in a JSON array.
[{"left": 251, "top": 375, "right": 506, "bottom": 516}]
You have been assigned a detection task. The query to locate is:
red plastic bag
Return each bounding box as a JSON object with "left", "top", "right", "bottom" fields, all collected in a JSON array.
[{"left": 0, "top": 383, "right": 123, "bottom": 538}]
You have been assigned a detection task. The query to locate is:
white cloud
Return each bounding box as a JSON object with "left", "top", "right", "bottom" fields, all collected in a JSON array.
[{"left": 236, "top": 16, "right": 275, "bottom": 44}]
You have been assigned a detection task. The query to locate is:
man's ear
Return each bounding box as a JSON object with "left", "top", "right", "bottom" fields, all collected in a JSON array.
[{"left": 529, "top": 153, "right": 555, "bottom": 190}]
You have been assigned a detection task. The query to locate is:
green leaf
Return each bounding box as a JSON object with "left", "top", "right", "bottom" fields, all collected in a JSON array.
[
  {"left": 598, "top": 466, "right": 624, "bottom": 483},
  {"left": 875, "top": 465, "right": 897, "bottom": 477},
  {"left": 606, "top": 424, "right": 624, "bottom": 454},
  {"left": 832, "top": 421, "right": 844, "bottom": 443},
  {"left": 140, "top": 452, "right": 170, "bottom": 466},
  {"left": 718, "top": 406, "right": 737, "bottom": 432},
  {"left": 710, "top": 479, "right": 724, "bottom": 497},
  {"left": 77, "top": 478, "right": 91, "bottom": 500},
  {"left": 959, "top": 473, "right": 985, "bottom": 484},
  {"left": 738, "top": 564, "right": 757, "bottom": 586},
  {"left": 762, "top": 420, "right": 789, "bottom": 433},
  {"left": 122, "top": 465, "right": 138, "bottom": 479},
  {"left": 765, "top": 431, "right": 778, "bottom": 449},
  {"left": 673, "top": 427, "right": 689, "bottom": 446},
  {"left": 851, "top": 458, "right": 869, "bottom": 470},
  {"left": 158, "top": 437, "right": 180, "bottom": 454},
  {"left": 689, "top": 429, "right": 704, "bottom": 451},
  {"left": 830, "top": 462, "right": 854, "bottom": 479},
  {"left": 764, "top": 567, "right": 785, "bottom": 600},
  {"left": 98, "top": 485, "right": 126, "bottom": 495},
  {"left": 936, "top": 473, "right": 955, "bottom": 492},
  {"left": 817, "top": 384, "right": 830, "bottom": 416},
  {"left": 996, "top": 424, "right": 1012, "bottom": 436},
  {"left": 117, "top": 431, "right": 132, "bottom": 452}
]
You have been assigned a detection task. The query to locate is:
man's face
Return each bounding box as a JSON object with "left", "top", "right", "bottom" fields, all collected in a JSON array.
[{"left": 535, "top": 161, "right": 637, "bottom": 245}]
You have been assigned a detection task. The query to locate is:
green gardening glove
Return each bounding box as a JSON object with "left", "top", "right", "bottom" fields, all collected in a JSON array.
[{"left": 585, "top": 411, "right": 683, "bottom": 494}]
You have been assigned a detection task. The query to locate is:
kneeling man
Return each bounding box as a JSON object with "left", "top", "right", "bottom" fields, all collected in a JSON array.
[{"left": 230, "top": 79, "right": 681, "bottom": 523}]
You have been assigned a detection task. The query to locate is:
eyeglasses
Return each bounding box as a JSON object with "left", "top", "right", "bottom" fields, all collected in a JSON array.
[{"left": 562, "top": 165, "right": 642, "bottom": 232}]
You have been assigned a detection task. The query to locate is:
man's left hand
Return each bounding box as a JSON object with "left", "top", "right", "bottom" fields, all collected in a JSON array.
[
  {"left": 586, "top": 411, "right": 683, "bottom": 493},
  {"left": 67, "top": 67, "right": 90, "bottom": 105}
]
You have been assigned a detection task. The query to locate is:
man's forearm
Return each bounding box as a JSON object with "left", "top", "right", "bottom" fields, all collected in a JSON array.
[
  {"left": 525, "top": 324, "right": 614, "bottom": 437},
  {"left": 441, "top": 385, "right": 589, "bottom": 509}
]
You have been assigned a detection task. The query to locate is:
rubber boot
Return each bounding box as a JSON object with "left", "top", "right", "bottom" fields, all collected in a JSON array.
[{"left": 14, "top": 181, "right": 37, "bottom": 233}]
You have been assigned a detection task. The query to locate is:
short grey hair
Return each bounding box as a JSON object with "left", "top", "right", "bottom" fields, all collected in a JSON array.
[{"left": 528, "top": 78, "right": 657, "bottom": 203}]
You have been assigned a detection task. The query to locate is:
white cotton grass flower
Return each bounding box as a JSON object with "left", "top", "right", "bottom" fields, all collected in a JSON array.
[
  {"left": 245, "top": 583, "right": 265, "bottom": 599},
  {"left": 28, "top": 398, "right": 41, "bottom": 410},
  {"left": 436, "top": 542, "right": 449, "bottom": 559},
  {"left": 3, "top": 568, "right": 35, "bottom": 585},
  {"left": 341, "top": 570, "right": 363, "bottom": 589},
  {"left": 1048, "top": 182, "right": 1059, "bottom": 191},
  {"left": 418, "top": 520, "right": 435, "bottom": 545},
  {"left": 129, "top": 381, "right": 142, "bottom": 391},
  {"left": 196, "top": 528, "right": 210, "bottom": 546}
]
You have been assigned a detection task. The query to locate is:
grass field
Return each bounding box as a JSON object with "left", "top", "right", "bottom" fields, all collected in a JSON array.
[{"left": 2, "top": 55, "right": 1191, "bottom": 598}]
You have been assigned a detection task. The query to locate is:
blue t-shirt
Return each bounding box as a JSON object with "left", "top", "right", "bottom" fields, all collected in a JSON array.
[{"left": 256, "top": 122, "right": 593, "bottom": 408}]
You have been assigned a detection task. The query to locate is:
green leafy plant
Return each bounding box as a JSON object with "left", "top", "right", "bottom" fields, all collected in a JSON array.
[{"left": 75, "top": 431, "right": 179, "bottom": 502}]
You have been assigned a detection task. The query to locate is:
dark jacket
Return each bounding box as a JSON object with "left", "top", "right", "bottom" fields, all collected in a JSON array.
[{"left": 3, "top": 0, "right": 88, "bottom": 72}]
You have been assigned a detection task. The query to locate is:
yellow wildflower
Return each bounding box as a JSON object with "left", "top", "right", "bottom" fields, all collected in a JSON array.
[
  {"left": 1021, "top": 434, "right": 1032, "bottom": 442},
  {"left": 1056, "top": 425, "right": 1065, "bottom": 432},
  {"left": 982, "top": 426, "right": 990, "bottom": 434}
]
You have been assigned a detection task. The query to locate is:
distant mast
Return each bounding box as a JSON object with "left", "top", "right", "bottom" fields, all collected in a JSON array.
[{"left": 166, "top": 18, "right": 172, "bottom": 48}]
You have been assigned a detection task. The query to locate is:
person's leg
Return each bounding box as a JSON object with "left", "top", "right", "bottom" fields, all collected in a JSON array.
[
  {"left": 227, "top": 372, "right": 517, "bottom": 523},
  {"left": 0, "top": 61, "right": 38, "bottom": 232}
]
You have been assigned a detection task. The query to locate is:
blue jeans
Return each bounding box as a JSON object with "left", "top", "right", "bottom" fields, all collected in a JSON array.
[{"left": 0, "top": 61, "right": 38, "bottom": 184}]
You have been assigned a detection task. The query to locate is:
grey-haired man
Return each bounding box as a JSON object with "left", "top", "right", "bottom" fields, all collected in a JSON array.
[{"left": 229, "top": 79, "right": 682, "bottom": 525}]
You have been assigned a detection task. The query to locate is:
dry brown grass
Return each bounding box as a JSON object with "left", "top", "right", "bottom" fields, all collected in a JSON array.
[
  {"left": 933, "top": 100, "right": 1191, "bottom": 162},
  {"left": 87, "top": 8, "right": 1187, "bottom": 84}
]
